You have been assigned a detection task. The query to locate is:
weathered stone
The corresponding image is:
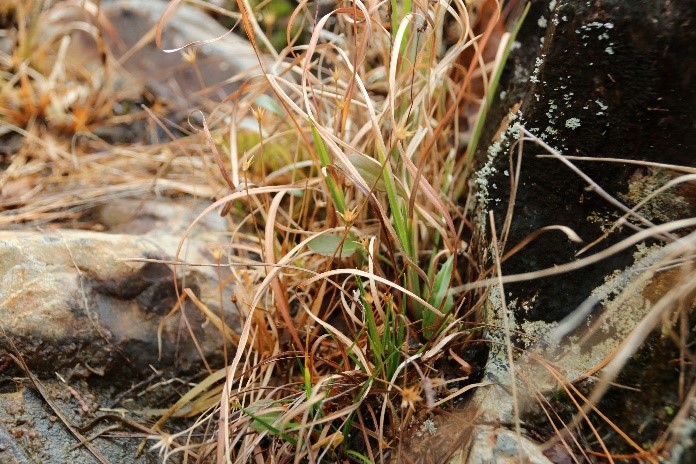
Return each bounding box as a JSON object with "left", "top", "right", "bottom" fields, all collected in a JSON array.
[
  {"left": 462, "top": 0, "right": 695, "bottom": 461},
  {"left": 99, "top": 0, "right": 260, "bottom": 104},
  {"left": 447, "top": 426, "right": 551, "bottom": 464},
  {"left": 0, "top": 199, "right": 236, "bottom": 377},
  {"left": 0, "top": 386, "right": 160, "bottom": 464},
  {"left": 96, "top": 198, "right": 227, "bottom": 237}
]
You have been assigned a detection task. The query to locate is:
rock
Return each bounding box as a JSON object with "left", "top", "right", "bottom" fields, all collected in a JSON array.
[
  {"left": 0, "top": 386, "right": 160, "bottom": 463},
  {"left": 461, "top": 426, "right": 552, "bottom": 464},
  {"left": 473, "top": 0, "right": 695, "bottom": 325},
  {"left": 462, "top": 0, "right": 695, "bottom": 461},
  {"left": 0, "top": 199, "right": 236, "bottom": 377},
  {"left": 96, "top": 198, "right": 227, "bottom": 237},
  {"left": 99, "top": 0, "right": 261, "bottom": 104},
  {"left": 0, "top": 198, "right": 236, "bottom": 463},
  {"left": 40, "top": 0, "right": 263, "bottom": 141},
  {"left": 463, "top": 233, "right": 696, "bottom": 462}
]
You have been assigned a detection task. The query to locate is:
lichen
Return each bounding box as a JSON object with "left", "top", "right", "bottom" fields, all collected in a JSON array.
[
  {"left": 564, "top": 117, "right": 581, "bottom": 129},
  {"left": 619, "top": 168, "right": 690, "bottom": 223},
  {"left": 474, "top": 111, "right": 524, "bottom": 208}
]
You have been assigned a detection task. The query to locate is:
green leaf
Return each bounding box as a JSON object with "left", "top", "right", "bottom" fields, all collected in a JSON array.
[
  {"left": 240, "top": 405, "right": 297, "bottom": 446},
  {"left": 428, "top": 255, "right": 453, "bottom": 309},
  {"left": 423, "top": 255, "right": 454, "bottom": 338},
  {"left": 308, "top": 234, "right": 358, "bottom": 258},
  {"left": 347, "top": 450, "right": 373, "bottom": 464},
  {"left": 310, "top": 121, "right": 347, "bottom": 214},
  {"left": 345, "top": 152, "right": 385, "bottom": 190}
]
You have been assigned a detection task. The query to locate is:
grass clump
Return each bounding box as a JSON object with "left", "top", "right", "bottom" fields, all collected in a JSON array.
[{"left": 150, "top": 0, "right": 515, "bottom": 461}]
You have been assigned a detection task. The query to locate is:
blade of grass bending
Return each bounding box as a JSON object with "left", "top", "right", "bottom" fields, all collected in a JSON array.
[
  {"left": 238, "top": 405, "right": 297, "bottom": 446},
  {"left": 423, "top": 254, "right": 454, "bottom": 338},
  {"left": 462, "top": 2, "right": 531, "bottom": 175},
  {"left": 310, "top": 120, "right": 346, "bottom": 215}
]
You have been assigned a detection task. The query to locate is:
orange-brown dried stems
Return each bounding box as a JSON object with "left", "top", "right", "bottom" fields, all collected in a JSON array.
[
  {"left": 2, "top": 3, "right": 119, "bottom": 132},
  {"left": 537, "top": 361, "right": 660, "bottom": 464},
  {"left": 0, "top": 4, "right": 188, "bottom": 222}
]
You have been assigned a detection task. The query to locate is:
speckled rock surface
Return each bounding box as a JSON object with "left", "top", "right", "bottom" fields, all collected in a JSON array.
[
  {"left": 0, "top": 226, "right": 235, "bottom": 375},
  {"left": 464, "top": 426, "right": 552, "bottom": 464},
  {"left": 462, "top": 0, "right": 695, "bottom": 462},
  {"left": 0, "top": 386, "right": 161, "bottom": 464},
  {"left": 0, "top": 199, "right": 234, "bottom": 463}
]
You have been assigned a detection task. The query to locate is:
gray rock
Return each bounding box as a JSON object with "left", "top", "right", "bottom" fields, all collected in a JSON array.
[
  {"left": 100, "top": 0, "right": 261, "bottom": 104},
  {"left": 0, "top": 199, "right": 236, "bottom": 463},
  {"left": 465, "top": 426, "right": 552, "bottom": 464},
  {"left": 0, "top": 386, "right": 160, "bottom": 464},
  {"left": 0, "top": 200, "right": 236, "bottom": 376},
  {"left": 96, "top": 198, "right": 227, "bottom": 237}
]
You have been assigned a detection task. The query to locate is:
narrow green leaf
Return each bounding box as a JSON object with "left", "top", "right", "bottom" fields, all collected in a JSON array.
[
  {"left": 347, "top": 450, "right": 373, "bottom": 464},
  {"left": 310, "top": 121, "right": 347, "bottom": 214},
  {"left": 423, "top": 255, "right": 454, "bottom": 338},
  {"left": 307, "top": 234, "right": 358, "bottom": 258}
]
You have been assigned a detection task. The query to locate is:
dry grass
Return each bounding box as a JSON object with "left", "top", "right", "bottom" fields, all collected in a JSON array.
[
  {"left": 0, "top": 0, "right": 222, "bottom": 227},
  {"left": 2, "top": 1, "right": 694, "bottom": 463},
  {"left": 150, "top": 1, "right": 510, "bottom": 461},
  {"left": 2, "top": 0, "right": 511, "bottom": 461}
]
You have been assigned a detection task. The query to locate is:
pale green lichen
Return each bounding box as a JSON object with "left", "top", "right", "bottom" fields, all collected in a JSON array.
[
  {"left": 565, "top": 117, "right": 581, "bottom": 129},
  {"left": 474, "top": 111, "right": 524, "bottom": 208},
  {"left": 421, "top": 418, "right": 437, "bottom": 436},
  {"left": 619, "top": 168, "right": 690, "bottom": 223}
]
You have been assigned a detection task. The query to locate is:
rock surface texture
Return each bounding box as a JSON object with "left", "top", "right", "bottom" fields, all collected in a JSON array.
[
  {"left": 1, "top": 232, "right": 231, "bottom": 375},
  {"left": 464, "top": 0, "right": 695, "bottom": 462},
  {"left": 100, "top": 0, "right": 259, "bottom": 104},
  {"left": 0, "top": 201, "right": 235, "bottom": 463}
]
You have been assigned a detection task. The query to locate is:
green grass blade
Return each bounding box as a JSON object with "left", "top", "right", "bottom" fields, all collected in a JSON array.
[
  {"left": 423, "top": 255, "right": 454, "bottom": 338},
  {"left": 239, "top": 405, "right": 297, "bottom": 446},
  {"left": 460, "top": 3, "right": 531, "bottom": 184},
  {"left": 310, "top": 120, "right": 347, "bottom": 215}
]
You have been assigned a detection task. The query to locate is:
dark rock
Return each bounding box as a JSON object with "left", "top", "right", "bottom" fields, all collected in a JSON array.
[
  {"left": 477, "top": 0, "right": 695, "bottom": 323},
  {"left": 465, "top": 0, "right": 695, "bottom": 461}
]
